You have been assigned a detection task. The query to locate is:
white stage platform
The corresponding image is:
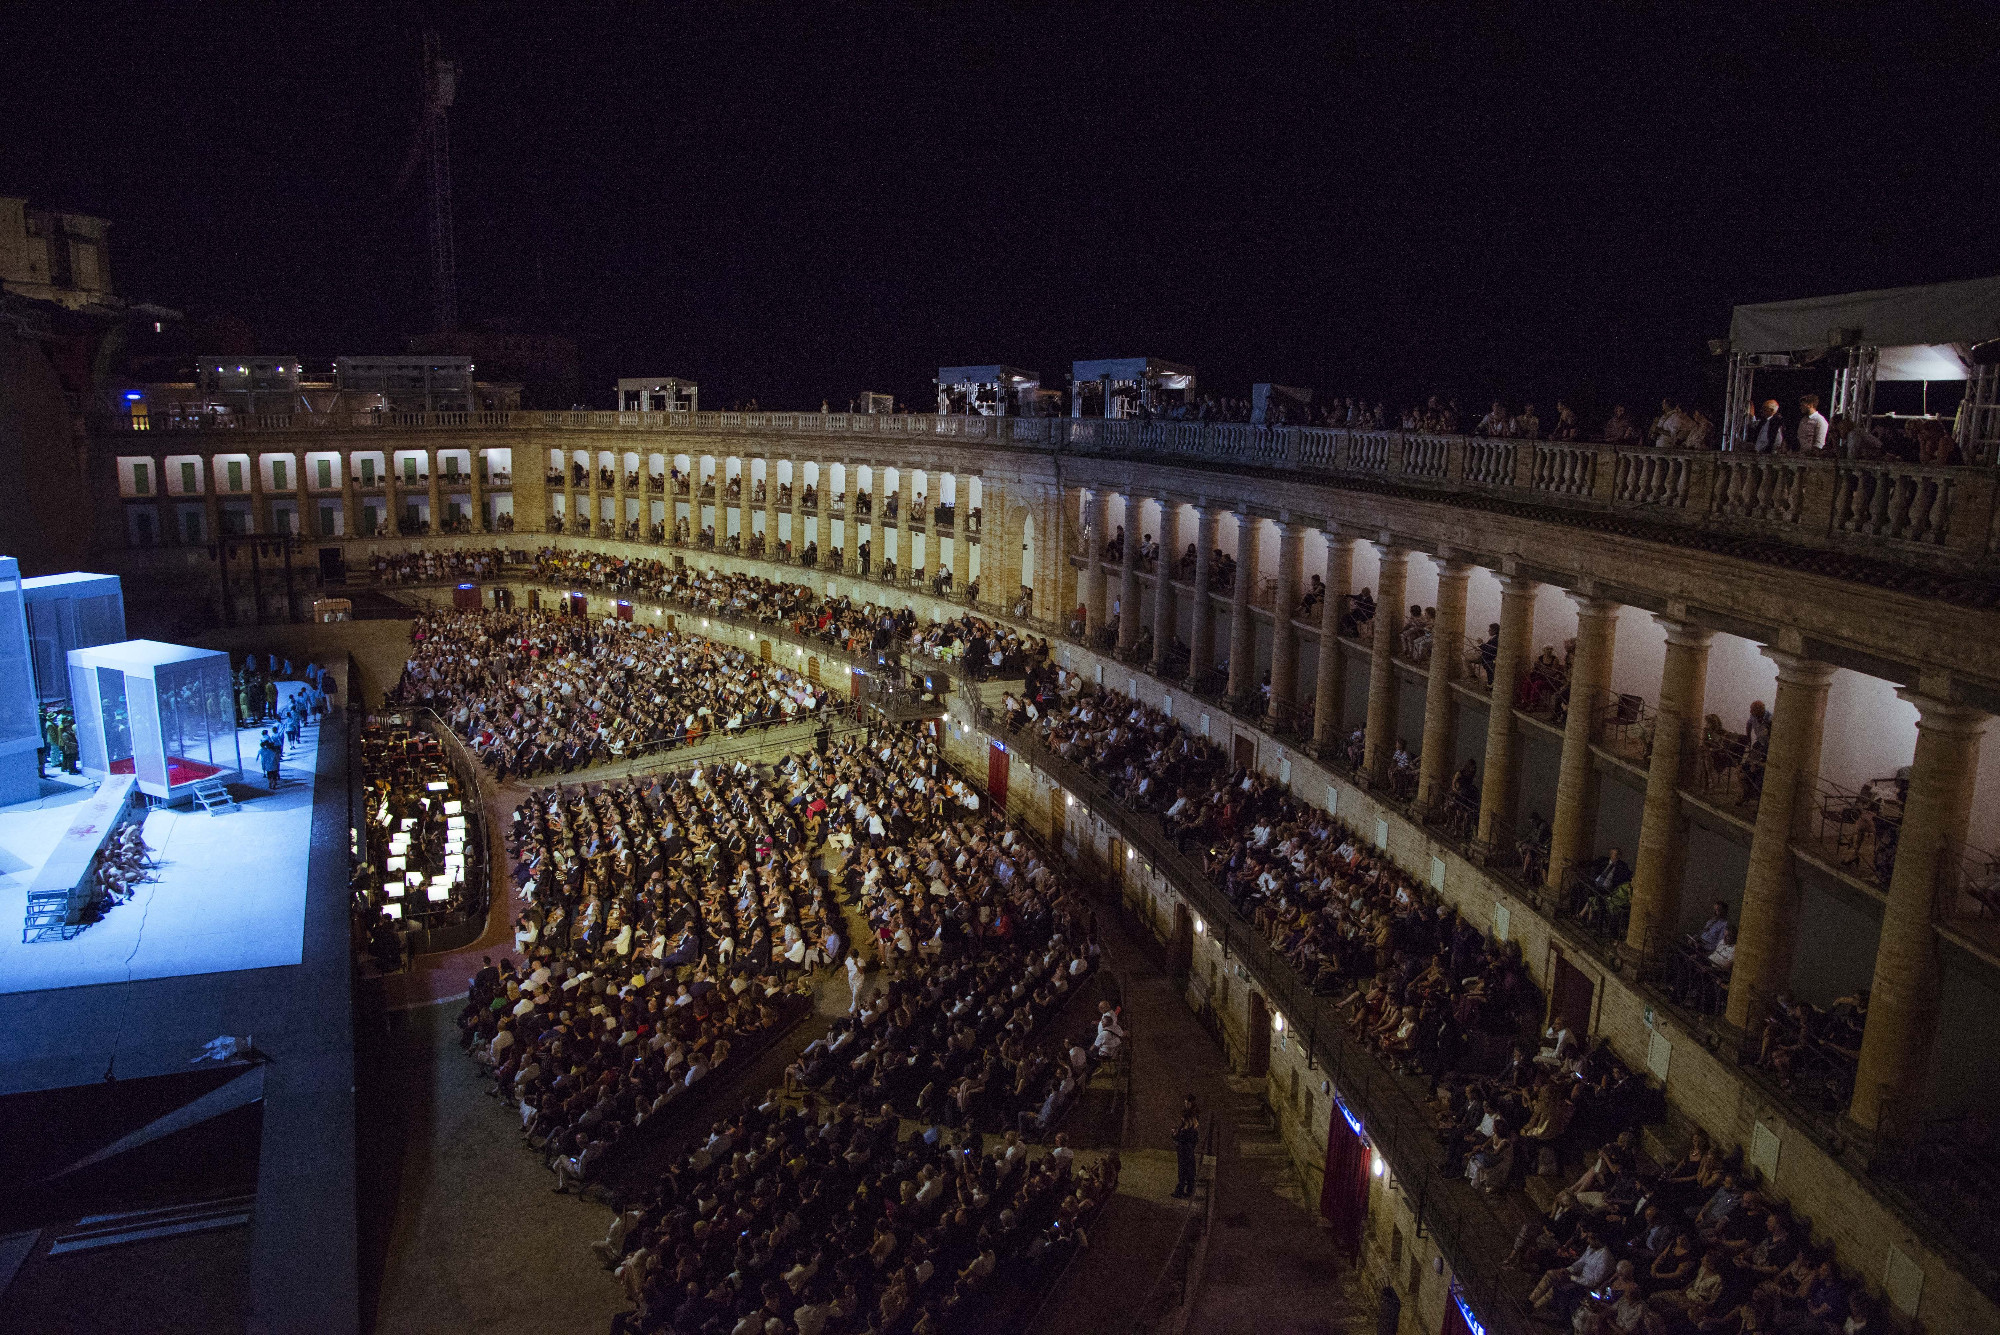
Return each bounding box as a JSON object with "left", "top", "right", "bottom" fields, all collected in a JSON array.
[{"left": 0, "top": 684, "right": 322, "bottom": 994}]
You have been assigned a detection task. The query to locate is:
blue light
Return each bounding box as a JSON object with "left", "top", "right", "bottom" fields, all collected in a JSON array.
[
  {"left": 125, "top": 391, "right": 143, "bottom": 400},
  {"left": 1451, "top": 1284, "right": 1487, "bottom": 1335},
  {"left": 1334, "top": 1091, "right": 1365, "bottom": 1140},
  {"left": 458, "top": 583, "right": 474, "bottom": 590}
]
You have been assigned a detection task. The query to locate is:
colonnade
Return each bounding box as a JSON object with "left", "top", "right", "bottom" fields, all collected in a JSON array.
[
  {"left": 117, "top": 443, "right": 519, "bottom": 542},
  {"left": 544, "top": 446, "right": 1060, "bottom": 624},
  {"left": 1065, "top": 482, "right": 1992, "bottom": 1138}
]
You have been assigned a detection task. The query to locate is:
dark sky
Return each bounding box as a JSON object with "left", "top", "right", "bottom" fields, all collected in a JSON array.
[{"left": 4, "top": 2, "right": 1994, "bottom": 412}]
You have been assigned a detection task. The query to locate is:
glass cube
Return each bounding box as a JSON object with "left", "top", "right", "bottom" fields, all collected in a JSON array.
[{"left": 67, "top": 640, "right": 242, "bottom": 799}]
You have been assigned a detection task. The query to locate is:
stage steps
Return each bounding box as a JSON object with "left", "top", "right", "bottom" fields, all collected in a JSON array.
[
  {"left": 191, "top": 779, "right": 239, "bottom": 815},
  {"left": 22, "top": 885, "right": 79, "bottom": 943}
]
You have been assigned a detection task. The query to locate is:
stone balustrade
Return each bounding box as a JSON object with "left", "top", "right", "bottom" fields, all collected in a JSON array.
[{"left": 93, "top": 410, "right": 2000, "bottom": 570}]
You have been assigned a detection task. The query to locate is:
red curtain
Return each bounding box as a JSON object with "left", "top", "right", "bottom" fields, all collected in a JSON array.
[
  {"left": 452, "top": 584, "right": 481, "bottom": 610},
  {"left": 987, "top": 742, "right": 1009, "bottom": 813},
  {"left": 1320, "top": 1104, "right": 1370, "bottom": 1257}
]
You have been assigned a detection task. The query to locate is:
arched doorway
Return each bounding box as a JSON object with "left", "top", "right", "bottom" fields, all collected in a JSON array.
[{"left": 1245, "top": 990, "right": 1272, "bottom": 1078}]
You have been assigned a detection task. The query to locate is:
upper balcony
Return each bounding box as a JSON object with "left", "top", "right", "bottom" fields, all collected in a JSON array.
[{"left": 93, "top": 411, "right": 2000, "bottom": 578}]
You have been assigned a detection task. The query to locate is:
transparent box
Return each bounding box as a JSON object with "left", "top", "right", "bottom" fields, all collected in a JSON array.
[{"left": 68, "top": 640, "right": 241, "bottom": 798}]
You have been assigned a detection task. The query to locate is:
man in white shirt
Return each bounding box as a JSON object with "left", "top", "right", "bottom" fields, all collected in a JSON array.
[
  {"left": 1795, "top": 394, "right": 1829, "bottom": 453},
  {"left": 1649, "top": 397, "right": 1691, "bottom": 449}
]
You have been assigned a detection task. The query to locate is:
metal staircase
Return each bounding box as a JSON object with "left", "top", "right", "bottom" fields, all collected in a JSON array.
[
  {"left": 22, "top": 883, "right": 79, "bottom": 942},
  {"left": 191, "top": 779, "right": 239, "bottom": 815}
]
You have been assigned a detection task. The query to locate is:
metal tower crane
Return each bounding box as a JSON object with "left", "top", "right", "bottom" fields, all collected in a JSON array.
[{"left": 396, "top": 28, "right": 459, "bottom": 333}]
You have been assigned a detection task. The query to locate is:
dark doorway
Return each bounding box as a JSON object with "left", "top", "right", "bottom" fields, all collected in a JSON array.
[
  {"left": 1233, "top": 734, "right": 1256, "bottom": 771},
  {"left": 1170, "top": 903, "right": 1193, "bottom": 976},
  {"left": 451, "top": 584, "right": 480, "bottom": 611},
  {"left": 317, "top": 546, "right": 344, "bottom": 584},
  {"left": 1548, "top": 953, "right": 1596, "bottom": 1041},
  {"left": 1245, "top": 990, "right": 1271, "bottom": 1078},
  {"left": 565, "top": 592, "right": 587, "bottom": 617}
]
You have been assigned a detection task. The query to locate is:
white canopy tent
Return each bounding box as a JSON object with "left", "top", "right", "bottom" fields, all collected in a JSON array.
[
  {"left": 936, "top": 365, "right": 1039, "bottom": 416},
  {"left": 1070, "top": 357, "right": 1196, "bottom": 418},
  {"left": 1725, "top": 276, "right": 2000, "bottom": 458}
]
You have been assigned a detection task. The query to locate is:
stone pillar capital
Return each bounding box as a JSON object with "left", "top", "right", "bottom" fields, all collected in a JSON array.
[
  {"left": 1496, "top": 573, "right": 1539, "bottom": 598},
  {"left": 1372, "top": 540, "right": 1407, "bottom": 563},
  {"left": 1758, "top": 648, "right": 1838, "bottom": 687},
  {"left": 1434, "top": 556, "right": 1475, "bottom": 581},
  {"left": 1894, "top": 691, "right": 1992, "bottom": 738},
  {"left": 1652, "top": 615, "right": 1714, "bottom": 649},
  {"left": 1565, "top": 591, "right": 1620, "bottom": 619}
]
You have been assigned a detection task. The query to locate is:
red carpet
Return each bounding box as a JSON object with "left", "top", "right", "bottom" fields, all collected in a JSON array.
[{"left": 108, "top": 755, "right": 226, "bottom": 786}]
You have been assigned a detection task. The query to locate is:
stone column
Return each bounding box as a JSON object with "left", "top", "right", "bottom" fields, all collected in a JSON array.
[
  {"left": 732, "top": 456, "right": 748, "bottom": 549},
  {"left": 894, "top": 467, "right": 913, "bottom": 583},
  {"left": 201, "top": 455, "right": 221, "bottom": 544},
  {"left": 249, "top": 453, "right": 269, "bottom": 536},
  {"left": 788, "top": 459, "right": 805, "bottom": 562},
  {"left": 1848, "top": 693, "right": 1988, "bottom": 1134},
  {"left": 342, "top": 454, "right": 360, "bottom": 538},
  {"left": 611, "top": 446, "right": 627, "bottom": 540},
  {"left": 1265, "top": 521, "right": 1304, "bottom": 727},
  {"left": 1150, "top": 493, "right": 1179, "bottom": 674},
  {"left": 1545, "top": 595, "right": 1619, "bottom": 890},
  {"left": 1476, "top": 575, "right": 1537, "bottom": 847},
  {"left": 1082, "top": 488, "right": 1110, "bottom": 639},
  {"left": 949, "top": 474, "right": 971, "bottom": 598},
  {"left": 1117, "top": 494, "right": 1143, "bottom": 656},
  {"left": 1034, "top": 486, "right": 1064, "bottom": 622},
  {"left": 295, "top": 450, "right": 313, "bottom": 540},
  {"left": 558, "top": 449, "right": 573, "bottom": 536},
  {"left": 1625, "top": 619, "right": 1713, "bottom": 957},
  {"left": 1311, "top": 529, "right": 1354, "bottom": 749},
  {"left": 764, "top": 455, "right": 780, "bottom": 559},
  {"left": 385, "top": 453, "right": 403, "bottom": 536},
  {"left": 589, "top": 447, "right": 605, "bottom": 538},
  {"left": 979, "top": 477, "right": 1007, "bottom": 613},
  {"left": 1362, "top": 544, "right": 1408, "bottom": 781},
  {"left": 1184, "top": 505, "right": 1218, "bottom": 689},
  {"left": 426, "top": 448, "right": 443, "bottom": 534},
  {"left": 469, "top": 448, "right": 486, "bottom": 533},
  {"left": 842, "top": 462, "right": 861, "bottom": 574},
  {"left": 1225, "top": 512, "right": 1262, "bottom": 706},
  {"left": 1726, "top": 651, "right": 1836, "bottom": 1030},
  {"left": 1415, "top": 557, "right": 1473, "bottom": 810}
]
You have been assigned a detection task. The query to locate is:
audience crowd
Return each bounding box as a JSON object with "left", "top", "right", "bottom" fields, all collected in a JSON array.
[
  {"left": 387, "top": 610, "right": 833, "bottom": 778},
  {"left": 438, "top": 717, "right": 1122, "bottom": 1333}
]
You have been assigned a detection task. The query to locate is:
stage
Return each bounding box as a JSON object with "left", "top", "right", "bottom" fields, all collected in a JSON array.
[
  {"left": 0, "top": 684, "right": 320, "bottom": 995},
  {"left": 0, "top": 669, "right": 358, "bottom": 1335}
]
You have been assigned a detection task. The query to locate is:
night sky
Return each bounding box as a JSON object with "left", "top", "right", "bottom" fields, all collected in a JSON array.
[{"left": 4, "top": 3, "right": 1993, "bottom": 413}]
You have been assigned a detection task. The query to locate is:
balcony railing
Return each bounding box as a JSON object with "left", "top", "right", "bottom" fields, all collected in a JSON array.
[{"left": 95, "top": 411, "right": 2000, "bottom": 571}]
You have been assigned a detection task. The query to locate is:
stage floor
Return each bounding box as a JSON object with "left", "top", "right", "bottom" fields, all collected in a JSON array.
[{"left": 0, "top": 686, "right": 321, "bottom": 995}]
